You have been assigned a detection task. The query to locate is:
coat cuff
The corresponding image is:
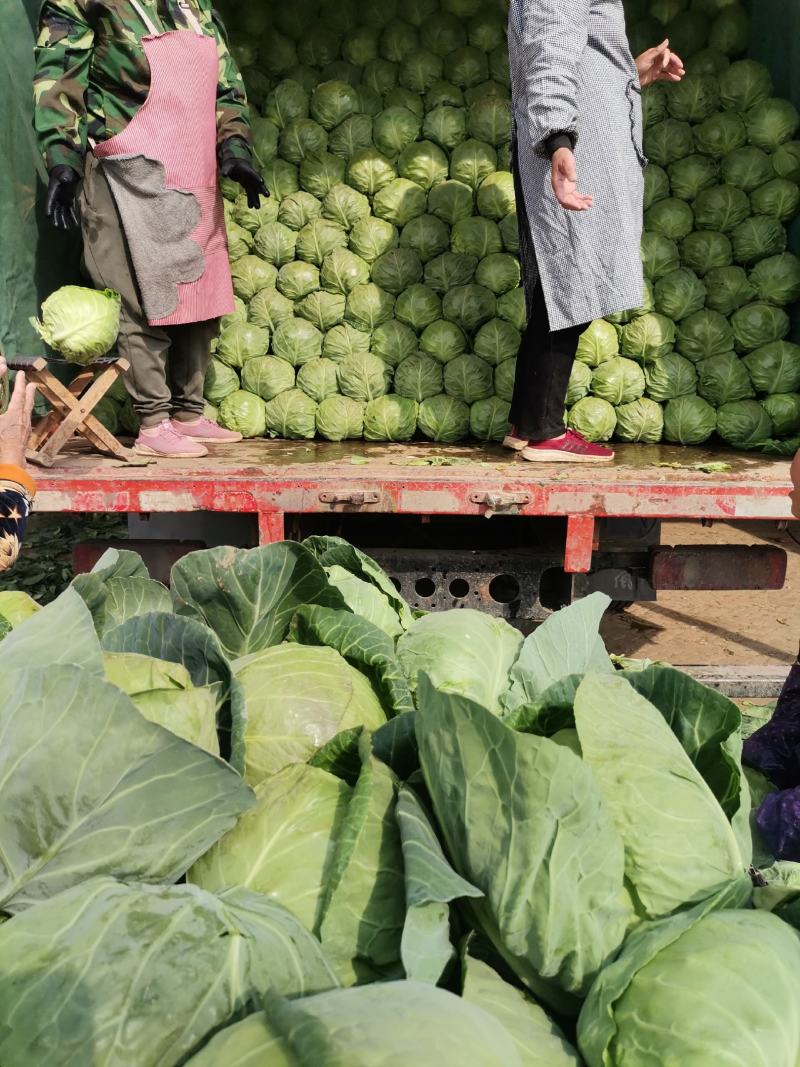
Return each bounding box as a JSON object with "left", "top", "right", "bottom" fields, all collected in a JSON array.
[
  {"left": 0, "top": 466, "right": 36, "bottom": 499},
  {"left": 544, "top": 131, "right": 577, "bottom": 158},
  {"left": 219, "top": 136, "right": 253, "bottom": 164},
  {"left": 45, "top": 143, "right": 85, "bottom": 175}
]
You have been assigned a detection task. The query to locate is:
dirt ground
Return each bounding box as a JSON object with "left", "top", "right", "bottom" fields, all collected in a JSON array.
[{"left": 601, "top": 519, "right": 800, "bottom": 668}]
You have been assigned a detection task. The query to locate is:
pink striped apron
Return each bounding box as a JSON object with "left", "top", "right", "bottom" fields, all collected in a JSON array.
[{"left": 93, "top": 0, "right": 234, "bottom": 326}]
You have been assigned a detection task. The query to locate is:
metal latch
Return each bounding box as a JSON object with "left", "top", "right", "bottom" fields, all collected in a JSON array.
[
  {"left": 319, "top": 491, "right": 379, "bottom": 506},
  {"left": 469, "top": 491, "right": 531, "bottom": 517}
]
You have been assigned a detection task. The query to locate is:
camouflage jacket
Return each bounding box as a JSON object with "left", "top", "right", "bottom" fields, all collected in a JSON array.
[{"left": 34, "top": 0, "right": 253, "bottom": 174}]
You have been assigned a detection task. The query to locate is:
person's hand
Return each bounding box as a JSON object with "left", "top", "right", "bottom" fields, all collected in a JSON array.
[
  {"left": 551, "top": 148, "right": 593, "bottom": 212},
  {"left": 0, "top": 358, "right": 37, "bottom": 469},
  {"left": 636, "top": 39, "right": 685, "bottom": 87},
  {"left": 220, "top": 157, "right": 269, "bottom": 209},
  {"left": 790, "top": 449, "right": 800, "bottom": 520},
  {"left": 45, "top": 165, "right": 81, "bottom": 230}
]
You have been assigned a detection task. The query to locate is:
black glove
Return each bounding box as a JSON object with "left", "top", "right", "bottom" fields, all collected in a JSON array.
[
  {"left": 45, "top": 165, "right": 81, "bottom": 230},
  {"left": 220, "top": 156, "right": 269, "bottom": 210}
]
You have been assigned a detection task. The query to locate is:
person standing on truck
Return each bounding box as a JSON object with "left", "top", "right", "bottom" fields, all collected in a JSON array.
[
  {"left": 0, "top": 358, "right": 37, "bottom": 573},
  {"left": 504, "top": 1, "right": 684, "bottom": 463},
  {"left": 33, "top": 0, "right": 268, "bottom": 459}
]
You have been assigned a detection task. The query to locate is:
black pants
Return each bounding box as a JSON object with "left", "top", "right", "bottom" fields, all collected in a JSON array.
[{"left": 510, "top": 146, "right": 588, "bottom": 442}]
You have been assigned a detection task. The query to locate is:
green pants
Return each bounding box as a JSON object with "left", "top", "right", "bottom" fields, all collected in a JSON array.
[{"left": 80, "top": 153, "right": 219, "bottom": 428}]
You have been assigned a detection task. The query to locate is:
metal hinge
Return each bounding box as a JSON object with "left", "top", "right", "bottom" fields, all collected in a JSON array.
[
  {"left": 319, "top": 491, "right": 380, "bottom": 506},
  {"left": 469, "top": 491, "right": 532, "bottom": 517}
]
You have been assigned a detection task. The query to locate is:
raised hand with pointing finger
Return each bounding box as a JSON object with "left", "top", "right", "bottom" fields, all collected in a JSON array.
[{"left": 636, "top": 38, "right": 686, "bottom": 87}]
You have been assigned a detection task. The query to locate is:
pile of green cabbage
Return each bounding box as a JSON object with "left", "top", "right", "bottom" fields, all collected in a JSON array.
[{"left": 3, "top": 539, "right": 800, "bottom": 1066}]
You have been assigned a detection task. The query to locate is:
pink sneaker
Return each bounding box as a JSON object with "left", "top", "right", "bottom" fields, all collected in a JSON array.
[
  {"left": 134, "top": 419, "right": 209, "bottom": 458},
  {"left": 502, "top": 426, "right": 528, "bottom": 451},
  {"left": 171, "top": 417, "right": 243, "bottom": 443},
  {"left": 521, "top": 429, "right": 615, "bottom": 463}
]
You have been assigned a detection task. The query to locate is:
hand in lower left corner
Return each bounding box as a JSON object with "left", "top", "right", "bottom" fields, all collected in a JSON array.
[
  {"left": 0, "top": 359, "right": 37, "bottom": 470},
  {"left": 220, "top": 157, "right": 269, "bottom": 209}
]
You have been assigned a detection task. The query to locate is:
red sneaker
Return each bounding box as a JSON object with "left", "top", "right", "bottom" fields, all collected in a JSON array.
[
  {"left": 502, "top": 426, "right": 528, "bottom": 451},
  {"left": 521, "top": 429, "right": 615, "bottom": 463}
]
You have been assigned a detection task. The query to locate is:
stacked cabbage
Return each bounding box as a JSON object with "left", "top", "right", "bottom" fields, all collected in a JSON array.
[{"left": 196, "top": 0, "right": 800, "bottom": 450}]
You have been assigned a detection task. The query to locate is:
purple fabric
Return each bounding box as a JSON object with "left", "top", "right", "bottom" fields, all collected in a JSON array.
[
  {"left": 743, "top": 663, "right": 800, "bottom": 790},
  {"left": 756, "top": 787, "right": 800, "bottom": 861}
]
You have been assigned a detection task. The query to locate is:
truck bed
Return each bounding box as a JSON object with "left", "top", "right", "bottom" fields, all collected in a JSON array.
[{"left": 33, "top": 440, "right": 793, "bottom": 573}]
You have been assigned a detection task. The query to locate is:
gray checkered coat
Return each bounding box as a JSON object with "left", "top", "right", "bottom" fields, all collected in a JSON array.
[{"left": 508, "top": 0, "right": 647, "bottom": 330}]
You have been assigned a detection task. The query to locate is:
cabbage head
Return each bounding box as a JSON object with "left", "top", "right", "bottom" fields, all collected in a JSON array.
[
  {"left": 750, "top": 179, "right": 800, "bottom": 223},
  {"left": 654, "top": 268, "right": 707, "bottom": 321},
  {"left": 371, "top": 249, "right": 424, "bottom": 295},
  {"left": 477, "top": 171, "right": 515, "bottom": 220},
  {"left": 373, "top": 177, "right": 428, "bottom": 227},
  {"left": 731, "top": 303, "right": 790, "bottom": 353},
  {"left": 400, "top": 48, "right": 443, "bottom": 93},
  {"left": 324, "top": 323, "right": 372, "bottom": 362},
  {"left": 262, "top": 159, "right": 300, "bottom": 202},
  {"left": 296, "top": 291, "right": 346, "bottom": 332},
  {"left": 347, "top": 148, "right": 398, "bottom": 196},
  {"left": 680, "top": 231, "right": 732, "bottom": 276},
  {"left": 320, "top": 249, "right": 371, "bottom": 295},
  {"left": 761, "top": 394, "right": 800, "bottom": 437},
  {"left": 668, "top": 154, "right": 718, "bottom": 201},
  {"left": 296, "top": 358, "right": 340, "bottom": 403},
  {"left": 644, "top": 165, "right": 670, "bottom": 211},
  {"left": 641, "top": 233, "right": 680, "bottom": 280},
  {"left": 566, "top": 361, "right": 592, "bottom": 406},
  {"left": 421, "top": 15, "right": 466, "bottom": 58},
  {"left": 253, "top": 223, "right": 299, "bottom": 268},
  {"left": 749, "top": 253, "right": 800, "bottom": 306},
  {"left": 296, "top": 219, "right": 349, "bottom": 266},
  {"left": 337, "top": 353, "right": 392, "bottom": 401},
  {"left": 774, "top": 142, "right": 800, "bottom": 183},
  {"left": 694, "top": 111, "right": 747, "bottom": 157},
  {"left": 345, "top": 283, "right": 396, "bottom": 331},
  {"left": 400, "top": 214, "right": 451, "bottom": 262},
  {"left": 241, "top": 355, "right": 296, "bottom": 401},
  {"left": 742, "top": 341, "right": 800, "bottom": 395},
  {"left": 645, "top": 198, "right": 694, "bottom": 241},
  {"left": 694, "top": 184, "right": 751, "bottom": 232},
  {"left": 398, "top": 140, "right": 449, "bottom": 190},
  {"left": 363, "top": 394, "right": 419, "bottom": 441},
  {"left": 621, "top": 314, "right": 676, "bottom": 364},
  {"left": 342, "top": 26, "right": 379, "bottom": 68},
  {"left": 425, "top": 252, "right": 478, "bottom": 293},
  {"left": 665, "top": 74, "right": 720, "bottom": 123},
  {"left": 370, "top": 320, "right": 418, "bottom": 367},
  {"left": 225, "top": 221, "right": 252, "bottom": 262},
  {"left": 686, "top": 48, "right": 729, "bottom": 77},
  {"left": 250, "top": 117, "right": 280, "bottom": 168},
  {"left": 590, "top": 357, "right": 646, "bottom": 405},
  {"left": 473, "top": 318, "right": 520, "bottom": 366},
  {"left": 328, "top": 114, "right": 374, "bottom": 160},
  {"left": 216, "top": 322, "right": 269, "bottom": 368},
  {"left": 450, "top": 139, "right": 497, "bottom": 189},
  {"left": 263, "top": 388, "right": 317, "bottom": 439},
  {"left": 697, "top": 351, "right": 754, "bottom": 406},
  {"left": 204, "top": 358, "right": 240, "bottom": 405},
  {"left": 234, "top": 644, "right": 385, "bottom": 782},
  {"left": 470, "top": 396, "right": 511, "bottom": 441},
  {"left": 382, "top": 20, "right": 419, "bottom": 63},
  {"left": 276, "top": 261, "right": 320, "bottom": 301},
  {"left": 468, "top": 95, "right": 511, "bottom": 145},
  {"left": 32, "top": 286, "right": 121, "bottom": 365},
  {"left": 614, "top": 397, "right": 665, "bottom": 443},
  {"left": 644, "top": 353, "right": 698, "bottom": 401},
  {"left": 393, "top": 353, "right": 443, "bottom": 401},
  {"left": 428, "top": 179, "right": 474, "bottom": 225},
  {"left": 475, "top": 253, "right": 520, "bottom": 295},
  {"left": 316, "top": 395, "right": 366, "bottom": 440},
  {"left": 310, "top": 80, "right": 360, "bottom": 130},
  {"left": 373, "top": 107, "right": 422, "bottom": 157},
  {"left": 720, "top": 146, "right": 774, "bottom": 191},
  {"left": 568, "top": 397, "right": 616, "bottom": 442},
  {"left": 443, "top": 354, "right": 494, "bottom": 402},
  {"left": 704, "top": 265, "right": 756, "bottom": 314},
  {"left": 272, "top": 318, "right": 323, "bottom": 366},
  {"left": 349, "top": 216, "right": 399, "bottom": 262},
  {"left": 418, "top": 393, "right": 470, "bottom": 441},
  {"left": 577, "top": 909, "right": 800, "bottom": 1067},
  {"left": 278, "top": 190, "right": 322, "bottom": 232},
  {"left": 423, "top": 105, "right": 468, "bottom": 151},
  {"left": 496, "top": 288, "right": 527, "bottom": 332},
  {"left": 442, "top": 284, "right": 496, "bottom": 332},
  {"left": 230, "top": 256, "right": 278, "bottom": 301},
  {"left": 663, "top": 394, "right": 717, "bottom": 444},
  {"left": 264, "top": 79, "right": 309, "bottom": 128},
  {"left": 732, "top": 215, "right": 787, "bottom": 265},
  {"left": 644, "top": 119, "right": 695, "bottom": 166},
  {"left": 745, "top": 99, "right": 800, "bottom": 152},
  {"left": 219, "top": 390, "right": 267, "bottom": 437},
  {"left": 321, "top": 184, "right": 370, "bottom": 231},
  {"left": 719, "top": 59, "right": 773, "bottom": 113},
  {"left": 494, "top": 358, "right": 516, "bottom": 402},
  {"left": 717, "top": 399, "right": 773, "bottom": 449},
  {"left": 300, "top": 151, "right": 346, "bottom": 199},
  {"left": 395, "top": 284, "right": 442, "bottom": 331},
  {"left": 575, "top": 320, "right": 619, "bottom": 367}
]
